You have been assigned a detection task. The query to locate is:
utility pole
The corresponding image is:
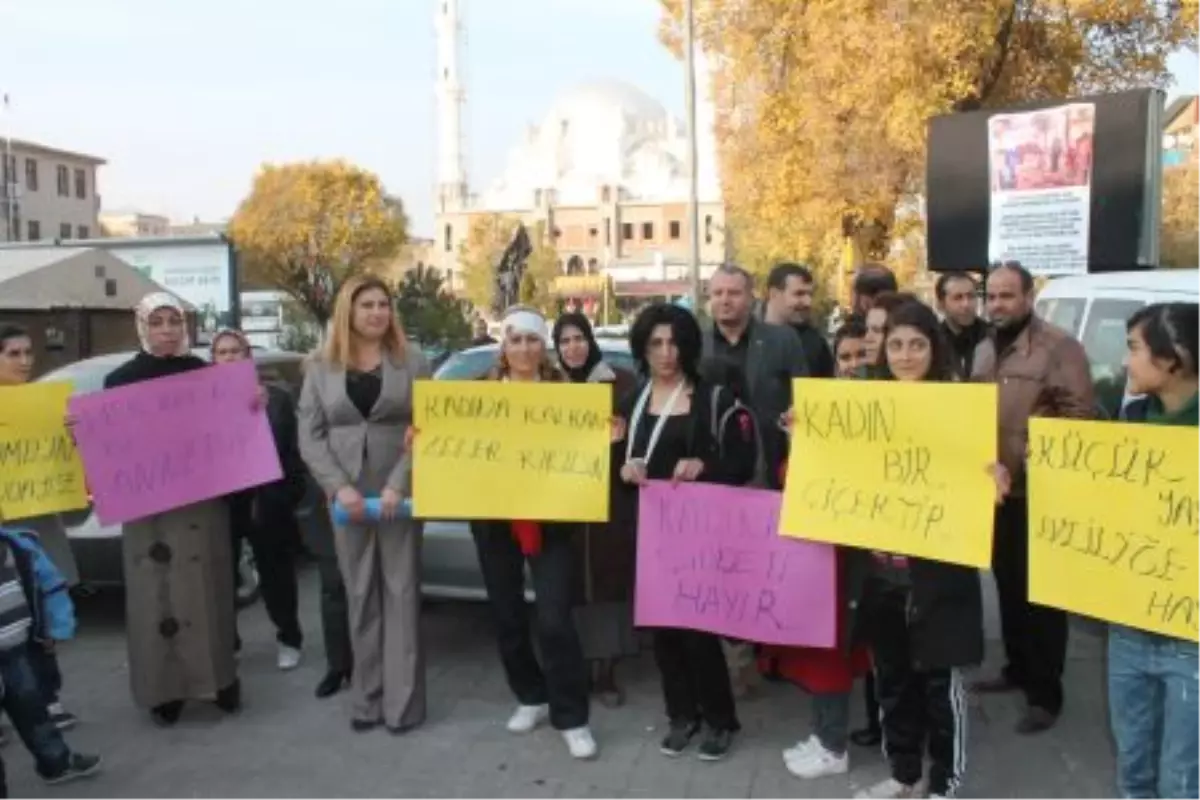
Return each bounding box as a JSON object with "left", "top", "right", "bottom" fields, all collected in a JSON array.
[
  {"left": 2, "top": 94, "right": 12, "bottom": 243},
  {"left": 683, "top": 0, "right": 701, "bottom": 310}
]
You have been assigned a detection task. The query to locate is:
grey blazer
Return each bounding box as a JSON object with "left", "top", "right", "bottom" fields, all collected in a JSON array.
[{"left": 297, "top": 348, "right": 431, "bottom": 498}]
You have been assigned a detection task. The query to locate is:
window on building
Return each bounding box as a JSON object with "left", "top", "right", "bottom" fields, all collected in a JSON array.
[
  {"left": 588, "top": 227, "right": 597, "bottom": 239},
  {"left": 1, "top": 155, "right": 14, "bottom": 188},
  {"left": 602, "top": 186, "right": 611, "bottom": 203},
  {"left": 566, "top": 255, "right": 584, "bottom": 276},
  {"left": 641, "top": 222, "right": 654, "bottom": 240},
  {"left": 77, "top": 225, "right": 89, "bottom": 239},
  {"left": 59, "top": 223, "right": 71, "bottom": 240},
  {"left": 56, "top": 166, "right": 69, "bottom": 197},
  {"left": 443, "top": 223, "right": 452, "bottom": 252},
  {"left": 27, "top": 220, "right": 40, "bottom": 241},
  {"left": 24, "top": 159, "right": 38, "bottom": 192},
  {"left": 604, "top": 218, "right": 611, "bottom": 245},
  {"left": 587, "top": 258, "right": 598, "bottom": 273},
  {"left": 74, "top": 168, "right": 86, "bottom": 199},
  {"left": 704, "top": 214, "right": 713, "bottom": 244},
  {"left": 669, "top": 220, "right": 681, "bottom": 240},
  {"left": 622, "top": 222, "right": 633, "bottom": 241}
]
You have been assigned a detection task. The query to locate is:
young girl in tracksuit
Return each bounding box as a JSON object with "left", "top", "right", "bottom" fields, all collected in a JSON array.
[{"left": 851, "top": 300, "right": 998, "bottom": 800}]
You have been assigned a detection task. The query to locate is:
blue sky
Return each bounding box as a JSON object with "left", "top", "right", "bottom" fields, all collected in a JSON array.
[{"left": 3, "top": 0, "right": 1196, "bottom": 237}]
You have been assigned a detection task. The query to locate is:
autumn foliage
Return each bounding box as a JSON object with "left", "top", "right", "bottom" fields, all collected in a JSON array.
[
  {"left": 1161, "top": 158, "right": 1199, "bottom": 268},
  {"left": 457, "top": 214, "right": 560, "bottom": 316},
  {"left": 659, "top": 0, "right": 1197, "bottom": 292},
  {"left": 230, "top": 160, "right": 407, "bottom": 324}
]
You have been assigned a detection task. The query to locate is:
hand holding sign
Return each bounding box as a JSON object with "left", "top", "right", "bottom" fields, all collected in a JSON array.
[
  {"left": 413, "top": 380, "right": 612, "bottom": 521},
  {"left": 0, "top": 382, "right": 88, "bottom": 521},
  {"left": 781, "top": 379, "right": 998, "bottom": 568},
  {"left": 1029, "top": 418, "right": 1199, "bottom": 641},
  {"left": 69, "top": 360, "right": 282, "bottom": 525},
  {"left": 635, "top": 482, "right": 836, "bottom": 647}
]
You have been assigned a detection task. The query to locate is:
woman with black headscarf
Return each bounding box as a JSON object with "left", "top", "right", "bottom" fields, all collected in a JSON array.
[{"left": 552, "top": 313, "right": 637, "bottom": 707}]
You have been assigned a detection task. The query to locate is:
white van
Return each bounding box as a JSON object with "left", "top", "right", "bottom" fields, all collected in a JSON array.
[{"left": 1035, "top": 269, "right": 1198, "bottom": 417}]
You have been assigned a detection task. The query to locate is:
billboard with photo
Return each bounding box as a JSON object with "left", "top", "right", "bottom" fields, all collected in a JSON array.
[{"left": 926, "top": 89, "right": 1163, "bottom": 276}]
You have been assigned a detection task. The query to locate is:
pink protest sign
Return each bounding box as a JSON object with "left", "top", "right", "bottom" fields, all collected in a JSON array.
[
  {"left": 68, "top": 360, "right": 282, "bottom": 525},
  {"left": 635, "top": 481, "right": 837, "bottom": 647}
]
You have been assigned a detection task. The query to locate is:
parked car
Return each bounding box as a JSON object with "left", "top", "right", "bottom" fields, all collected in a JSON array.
[
  {"left": 1035, "top": 268, "right": 1198, "bottom": 418},
  {"left": 42, "top": 339, "right": 638, "bottom": 601}
]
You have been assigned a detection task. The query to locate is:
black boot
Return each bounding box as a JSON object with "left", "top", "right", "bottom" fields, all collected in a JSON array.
[
  {"left": 150, "top": 700, "right": 184, "bottom": 727},
  {"left": 215, "top": 679, "right": 241, "bottom": 713},
  {"left": 315, "top": 670, "right": 349, "bottom": 699}
]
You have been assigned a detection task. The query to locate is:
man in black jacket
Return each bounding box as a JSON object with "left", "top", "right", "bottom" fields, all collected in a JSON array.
[
  {"left": 935, "top": 271, "right": 987, "bottom": 379},
  {"left": 703, "top": 264, "right": 810, "bottom": 490},
  {"left": 764, "top": 262, "right": 835, "bottom": 379}
]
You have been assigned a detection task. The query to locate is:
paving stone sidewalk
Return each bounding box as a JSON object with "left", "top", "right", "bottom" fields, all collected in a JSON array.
[{"left": 14, "top": 571, "right": 1117, "bottom": 798}]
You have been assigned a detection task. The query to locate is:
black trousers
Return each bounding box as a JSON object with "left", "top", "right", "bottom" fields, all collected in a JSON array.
[
  {"left": 654, "top": 628, "right": 739, "bottom": 732},
  {"left": 472, "top": 526, "right": 589, "bottom": 731},
  {"left": 316, "top": 550, "right": 353, "bottom": 674},
  {"left": 233, "top": 512, "right": 303, "bottom": 649},
  {"left": 872, "top": 588, "right": 967, "bottom": 796},
  {"left": 993, "top": 495, "right": 1068, "bottom": 714},
  {"left": 862, "top": 672, "right": 880, "bottom": 731}
]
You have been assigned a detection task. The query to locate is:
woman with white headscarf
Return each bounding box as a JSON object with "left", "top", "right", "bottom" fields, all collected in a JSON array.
[
  {"left": 103, "top": 293, "right": 240, "bottom": 726},
  {"left": 469, "top": 306, "right": 597, "bottom": 759}
]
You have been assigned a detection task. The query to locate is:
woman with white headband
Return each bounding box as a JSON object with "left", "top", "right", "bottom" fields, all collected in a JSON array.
[{"left": 470, "top": 305, "right": 597, "bottom": 760}]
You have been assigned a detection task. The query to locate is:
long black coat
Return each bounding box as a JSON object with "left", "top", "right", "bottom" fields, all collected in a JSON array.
[{"left": 856, "top": 559, "right": 984, "bottom": 671}]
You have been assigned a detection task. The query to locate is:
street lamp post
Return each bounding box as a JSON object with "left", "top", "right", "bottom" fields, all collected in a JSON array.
[{"left": 683, "top": 0, "right": 702, "bottom": 311}]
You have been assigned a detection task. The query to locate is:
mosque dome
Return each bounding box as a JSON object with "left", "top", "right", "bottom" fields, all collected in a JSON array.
[{"left": 480, "top": 79, "right": 690, "bottom": 210}]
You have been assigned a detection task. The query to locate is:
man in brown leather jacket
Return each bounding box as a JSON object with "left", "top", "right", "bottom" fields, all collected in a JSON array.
[{"left": 970, "top": 262, "right": 1095, "bottom": 735}]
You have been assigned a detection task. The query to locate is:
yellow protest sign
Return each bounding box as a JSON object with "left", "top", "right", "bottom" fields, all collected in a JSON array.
[
  {"left": 412, "top": 380, "right": 611, "bottom": 522},
  {"left": 781, "top": 379, "right": 998, "bottom": 567},
  {"left": 0, "top": 382, "right": 88, "bottom": 521},
  {"left": 1029, "top": 418, "right": 1199, "bottom": 642}
]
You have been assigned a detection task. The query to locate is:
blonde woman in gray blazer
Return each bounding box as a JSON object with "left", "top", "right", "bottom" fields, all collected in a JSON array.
[{"left": 298, "top": 275, "right": 430, "bottom": 734}]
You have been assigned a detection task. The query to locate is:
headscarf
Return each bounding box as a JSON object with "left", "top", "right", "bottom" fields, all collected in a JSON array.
[
  {"left": 210, "top": 328, "right": 251, "bottom": 360},
  {"left": 135, "top": 292, "right": 190, "bottom": 357},
  {"left": 552, "top": 312, "right": 602, "bottom": 383},
  {"left": 501, "top": 306, "right": 547, "bottom": 343}
]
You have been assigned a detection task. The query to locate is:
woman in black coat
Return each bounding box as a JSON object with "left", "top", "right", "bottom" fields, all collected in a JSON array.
[
  {"left": 211, "top": 330, "right": 307, "bottom": 672},
  {"left": 613, "top": 303, "right": 758, "bottom": 763}
]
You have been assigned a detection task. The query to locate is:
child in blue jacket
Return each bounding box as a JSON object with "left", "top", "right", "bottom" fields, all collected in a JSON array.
[{"left": 0, "top": 526, "right": 101, "bottom": 794}]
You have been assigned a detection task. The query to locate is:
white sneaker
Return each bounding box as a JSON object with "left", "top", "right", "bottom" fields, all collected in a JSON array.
[
  {"left": 785, "top": 740, "right": 849, "bottom": 779},
  {"left": 562, "top": 726, "right": 598, "bottom": 759},
  {"left": 506, "top": 704, "right": 549, "bottom": 734},
  {"left": 854, "top": 778, "right": 921, "bottom": 798},
  {"left": 277, "top": 645, "right": 302, "bottom": 671},
  {"left": 782, "top": 734, "right": 818, "bottom": 762}
]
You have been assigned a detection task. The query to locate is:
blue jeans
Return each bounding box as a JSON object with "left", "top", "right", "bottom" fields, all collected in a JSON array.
[
  {"left": 0, "top": 644, "right": 70, "bottom": 778},
  {"left": 1108, "top": 626, "right": 1199, "bottom": 799}
]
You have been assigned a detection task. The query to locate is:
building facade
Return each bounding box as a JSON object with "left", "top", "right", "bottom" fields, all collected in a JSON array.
[
  {"left": 0, "top": 138, "right": 105, "bottom": 244},
  {"left": 430, "top": 0, "right": 726, "bottom": 311},
  {"left": 1163, "top": 94, "right": 1197, "bottom": 167},
  {"left": 99, "top": 210, "right": 171, "bottom": 237}
]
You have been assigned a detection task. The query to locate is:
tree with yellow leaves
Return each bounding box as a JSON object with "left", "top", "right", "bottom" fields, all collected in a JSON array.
[
  {"left": 230, "top": 160, "right": 407, "bottom": 325},
  {"left": 457, "top": 214, "right": 560, "bottom": 316},
  {"left": 659, "top": 0, "right": 1196, "bottom": 294},
  {"left": 1160, "top": 159, "right": 1199, "bottom": 268}
]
